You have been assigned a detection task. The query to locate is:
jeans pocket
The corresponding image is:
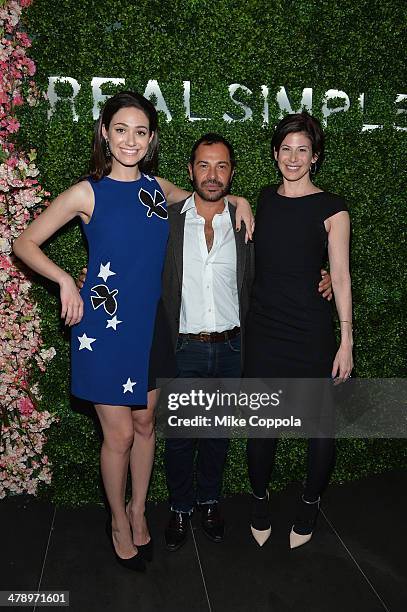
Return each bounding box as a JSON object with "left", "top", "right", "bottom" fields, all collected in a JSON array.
[
  {"left": 176, "top": 336, "right": 188, "bottom": 353},
  {"left": 227, "top": 335, "right": 241, "bottom": 353}
]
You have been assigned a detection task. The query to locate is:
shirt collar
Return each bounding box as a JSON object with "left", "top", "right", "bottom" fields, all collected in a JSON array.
[{"left": 181, "top": 193, "right": 229, "bottom": 215}]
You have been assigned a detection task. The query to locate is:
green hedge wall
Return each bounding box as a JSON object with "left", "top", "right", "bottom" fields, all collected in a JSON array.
[{"left": 19, "top": 0, "right": 406, "bottom": 506}]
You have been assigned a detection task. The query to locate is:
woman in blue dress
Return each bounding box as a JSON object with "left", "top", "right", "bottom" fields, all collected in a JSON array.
[{"left": 14, "top": 91, "right": 253, "bottom": 571}]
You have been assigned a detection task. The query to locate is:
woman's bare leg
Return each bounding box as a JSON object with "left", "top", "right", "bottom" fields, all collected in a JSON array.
[
  {"left": 95, "top": 403, "right": 136, "bottom": 558},
  {"left": 127, "top": 389, "right": 158, "bottom": 545}
]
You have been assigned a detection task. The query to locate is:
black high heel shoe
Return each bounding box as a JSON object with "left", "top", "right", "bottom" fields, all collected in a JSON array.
[
  {"left": 250, "top": 491, "right": 271, "bottom": 547},
  {"left": 136, "top": 538, "right": 153, "bottom": 562},
  {"left": 105, "top": 519, "right": 146, "bottom": 572},
  {"left": 126, "top": 502, "right": 153, "bottom": 562}
]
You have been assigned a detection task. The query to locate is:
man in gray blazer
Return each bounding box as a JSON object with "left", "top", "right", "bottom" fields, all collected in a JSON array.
[
  {"left": 161, "top": 133, "right": 332, "bottom": 551},
  {"left": 161, "top": 133, "right": 254, "bottom": 551}
]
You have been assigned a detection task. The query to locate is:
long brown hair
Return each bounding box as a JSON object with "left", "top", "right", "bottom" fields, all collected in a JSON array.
[{"left": 89, "top": 91, "right": 159, "bottom": 181}]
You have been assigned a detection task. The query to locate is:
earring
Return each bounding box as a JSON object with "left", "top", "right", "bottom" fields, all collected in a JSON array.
[
  {"left": 310, "top": 162, "right": 317, "bottom": 176},
  {"left": 105, "top": 140, "right": 111, "bottom": 159}
]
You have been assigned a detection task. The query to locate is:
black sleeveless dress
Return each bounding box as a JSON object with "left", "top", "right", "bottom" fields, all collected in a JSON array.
[{"left": 244, "top": 186, "right": 348, "bottom": 378}]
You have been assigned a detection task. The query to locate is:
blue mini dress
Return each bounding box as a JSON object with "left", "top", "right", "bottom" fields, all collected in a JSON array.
[{"left": 71, "top": 174, "right": 169, "bottom": 406}]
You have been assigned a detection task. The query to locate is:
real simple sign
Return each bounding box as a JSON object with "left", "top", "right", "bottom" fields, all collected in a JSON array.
[{"left": 47, "top": 77, "right": 407, "bottom": 131}]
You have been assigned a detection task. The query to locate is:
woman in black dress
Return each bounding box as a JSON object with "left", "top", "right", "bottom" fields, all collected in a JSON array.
[{"left": 244, "top": 112, "right": 353, "bottom": 548}]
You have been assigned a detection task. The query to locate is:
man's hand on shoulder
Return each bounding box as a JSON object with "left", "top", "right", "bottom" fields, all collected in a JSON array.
[
  {"left": 76, "top": 267, "right": 87, "bottom": 290},
  {"left": 319, "top": 269, "right": 332, "bottom": 301}
]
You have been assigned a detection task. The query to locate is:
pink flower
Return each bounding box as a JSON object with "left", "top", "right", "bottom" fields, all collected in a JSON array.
[
  {"left": 6, "top": 157, "right": 18, "bottom": 168},
  {"left": 12, "top": 92, "right": 24, "bottom": 106},
  {"left": 0, "top": 0, "right": 57, "bottom": 499},
  {"left": 7, "top": 118, "right": 20, "bottom": 133},
  {"left": 0, "top": 255, "right": 12, "bottom": 270},
  {"left": 16, "top": 31, "right": 31, "bottom": 47},
  {"left": 18, "top": 396, "right": 34, "bottom": 416},
  {"left": 23, "top": 58, "right": 36, "bottom": 76}
]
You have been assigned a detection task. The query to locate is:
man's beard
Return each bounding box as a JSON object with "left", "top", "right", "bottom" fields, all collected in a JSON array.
[{"left": 193, "top": 177, "right": 231, "bottom": 202}]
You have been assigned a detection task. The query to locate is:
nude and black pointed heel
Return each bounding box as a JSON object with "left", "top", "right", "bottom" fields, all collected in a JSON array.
[
  {"left": 289, "top": 495, "right": 320, "bottom": 549},
  {"left": 105, "top": 519, "right": 146, "bottom": 571},
  {"left": 250, "top": 491, "right": 271, "bottom": 547}
]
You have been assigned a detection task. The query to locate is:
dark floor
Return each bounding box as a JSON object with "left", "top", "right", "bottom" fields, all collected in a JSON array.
[{"left": 1, "top": 471, "right": 406, "bottom": 612}]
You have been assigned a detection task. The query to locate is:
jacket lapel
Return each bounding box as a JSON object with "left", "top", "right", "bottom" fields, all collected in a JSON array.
[
  {"left": 168, "top": 200, "right": 187, "bottom": 289},
  {"left": 228, "top": 203, "right": 246, "bottom": 295}
]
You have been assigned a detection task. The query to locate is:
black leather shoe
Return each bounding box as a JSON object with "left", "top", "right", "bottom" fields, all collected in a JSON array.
[
  {"left": 200, "top": 503, "right": 225, "bottom": 543},
  {"left": 165, "top": 511, "right": 190, "bottom": 552}
]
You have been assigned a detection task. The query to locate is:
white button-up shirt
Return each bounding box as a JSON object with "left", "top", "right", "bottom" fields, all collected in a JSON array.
[{"left": 179, "top": 194, "right": 239, "bottom": 333}]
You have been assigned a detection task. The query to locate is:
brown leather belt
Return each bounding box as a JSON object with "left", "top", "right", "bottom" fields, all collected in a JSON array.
[{"left": 179, "top": 326, "right": 240, "bottom": 343}]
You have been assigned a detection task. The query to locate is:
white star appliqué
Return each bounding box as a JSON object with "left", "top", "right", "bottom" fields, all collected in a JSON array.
[
  {"left": 78, "top": 333, "right": 96, "bottom": 351},
  {"left": 123, "top": 378, "right": 137, "bottom": 394},
  {"left": 98, "top": 262, "right": 116, "bottom": 283},
  {"left": 106, "top": 316, "right": 123, "bottom": 330}
]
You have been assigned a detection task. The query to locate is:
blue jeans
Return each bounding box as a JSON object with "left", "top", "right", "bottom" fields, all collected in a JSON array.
[{"left": 165, "top": 333, "right": 241, "bottom": 513}]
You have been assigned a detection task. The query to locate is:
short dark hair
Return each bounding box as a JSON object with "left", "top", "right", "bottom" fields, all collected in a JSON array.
[
  {"left": 89, "top": 91, "right": 159, "bottom": 181},
  {"left": 271, "top": 112, "right": 325, "bottom": 171},
  {"left": 189, "top": 133, "right": 236, "bottom": 169}
]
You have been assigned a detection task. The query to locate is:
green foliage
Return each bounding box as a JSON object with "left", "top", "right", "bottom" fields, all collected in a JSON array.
[{"left": 20, "top": 0, "right": 406, "bottom": 506}]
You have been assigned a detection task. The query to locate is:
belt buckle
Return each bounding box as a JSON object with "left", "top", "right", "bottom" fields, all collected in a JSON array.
[{"left": 198, "top": 331, "right": 211, "bottom": 342}]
